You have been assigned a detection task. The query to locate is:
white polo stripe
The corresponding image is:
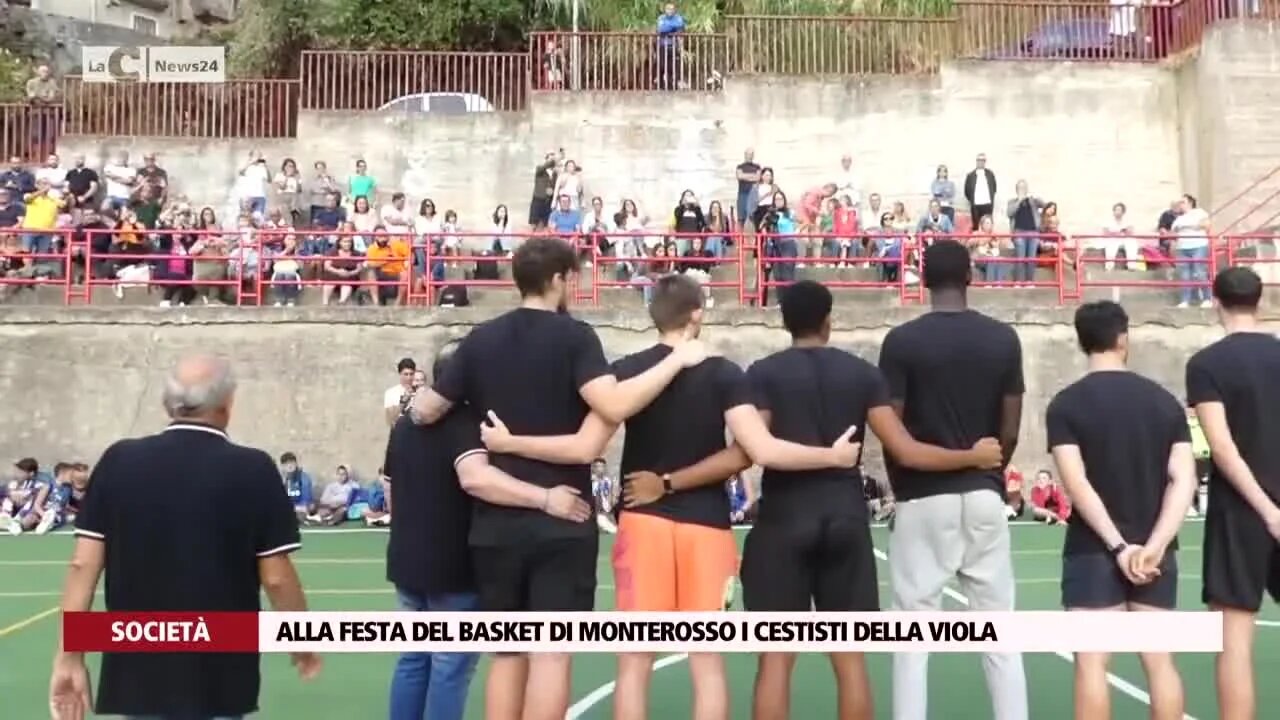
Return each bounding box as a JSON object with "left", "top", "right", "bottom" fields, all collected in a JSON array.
[
  {"left": 256, "top": 542, "right": 302, "bottom": 558},
  {"left": 73, "top": 529, "right": 104, "bottom": 540},
  {"left": 164, "top": 424, "right": 229, "bottom": 440},
  {"left": 453, "top": 448, "right": 487, "bottom": 468}
]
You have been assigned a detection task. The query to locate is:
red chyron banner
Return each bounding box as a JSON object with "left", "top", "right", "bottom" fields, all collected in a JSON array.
[{"left": 63, "top": 612, "right": 259, "bottom": 653}]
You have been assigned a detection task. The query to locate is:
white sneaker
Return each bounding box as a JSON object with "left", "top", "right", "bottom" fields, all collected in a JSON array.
[
  {"left": 34, "top": 511, "right": 57, "bottom": 535},
  {"left": 8, "top": 520, "right": 22, "bottom": 536},
  {"left": 159, "top": 300, "right": 171, "bottom": 307},
  {"left": 0, "top": 513, "right": 11, "bottom": 531},
  {"left": 1176, "top": 301, "right": 1189, "bottom": 308},
  {"left": 113, "top": 284, "right": 123, "bottom": 299},
  {"left": 286, "top": 301, "right": 296, "bottom": 307},
  {"left": 1200, "top": 299, "right": 1213, "bottom": 308},
  {"left": 274, "top": 301, "right": 283, "bottom": 307}
]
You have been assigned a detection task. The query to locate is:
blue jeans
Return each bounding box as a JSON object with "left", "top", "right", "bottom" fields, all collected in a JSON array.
[
  {"left": 978, "top": 257, "right": 1008, "bottom": 283},
  {"left": 389, "top": 589, "right": 480, "bottom": 720},
  {"left": 1177, "top": 245, "right": 1210, "bottom": 304},
  {"left": 248, "top": 197, "right": 267, "bottom": 215},
  {"left": 705, "top": 235, "right": 725, "bottom": 257},
  {"left": 22, "top": 232, "right": 53, "bottom": 255},
  {"left": 1012, "top": 235, "right": 1040, "bottom": 283}
]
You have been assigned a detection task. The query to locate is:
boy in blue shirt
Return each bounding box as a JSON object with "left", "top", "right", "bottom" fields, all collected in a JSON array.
[{"left": 280, "top": 452, "right": 314, "bottom": 523}]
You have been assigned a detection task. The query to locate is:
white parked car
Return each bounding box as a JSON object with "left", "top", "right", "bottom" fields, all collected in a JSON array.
[{"left": 377, "top": 92, "right": 495, "bottom": 115}]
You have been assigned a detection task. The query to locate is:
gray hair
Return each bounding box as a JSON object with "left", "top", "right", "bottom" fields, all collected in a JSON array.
[{"left": 162, "top": 355, "right": 237, "bottom": 419}]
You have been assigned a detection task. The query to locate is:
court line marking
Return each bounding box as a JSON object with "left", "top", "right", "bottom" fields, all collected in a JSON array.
[
  {"left": 565, "top": 653, "right": 689, "bottom": 719},
  {"left": 870, "top": 548, "right": 1200, "bottom": 720},
  {"left": 0, "top": 605, "right": 59, "bottom": 639}
]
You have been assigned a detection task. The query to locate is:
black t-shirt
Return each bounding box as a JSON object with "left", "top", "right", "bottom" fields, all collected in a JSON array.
[
  {"left": 879, "top": 310, "right": 1024, "bottom": 501},
  {"left": 1186, "top": 332, "right": 1280, "bottom": 504},
  {"left": 1158, "top": 210, "right": 1177, "bottom": 232},
  {"left": 74, "top": 422, "right": 300, "bottom": 717},
  {"left": 65, "top": 167, "right": 99, "bottom": 197},
  {"left": 736, "top": 162, "right": 761, "bottom": 195},
  {"left": 614, "top": 346, "right": 752, "bottom": 528},
  {"left": 1046, "top": 371, "right": 1190, "bottom": 555},
  {"left": 434, "top": 307, "right": 612, "bottom": 545},
  {"left": 746, "top": 346, "right": 889, "bottom": 523},
  {"left": 138, "top": 165, "right": 168, "bottom": 191},
  {"left": 0, "top": 202, "right": 20, "bottom": 227},
  {"left": 384, "top": 409, "right": 482, "bottom": 597}
]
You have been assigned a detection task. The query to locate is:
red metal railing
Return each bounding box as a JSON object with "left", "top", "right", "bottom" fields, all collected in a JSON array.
[
  {"left": 61, "top": 78, "right": 299, "bottom": 138},
  {"left": 6, "top": 228, "right": 1273, "bottom": 306},
  {"left": 0, "top": 104, "right": 61, "bottom": 162},
  {"left": 726, "top": 15, "right": 956, "bottom": 75},
  {"left": 530, "top": 32, "right": 730, "bottom": 92},
  {"left": 299, "top": 51, "right": 531, "bottom": 112}
]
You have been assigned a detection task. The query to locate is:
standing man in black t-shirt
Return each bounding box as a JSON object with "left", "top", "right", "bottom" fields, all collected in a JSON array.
[
  {"left": 385, "top": 340, "right": 591, "bottom": 720},
  {"left": 878, "top": 241, "right": 1027, "bottom": 720},
  {"left": 735, "top": 148, "right": 761, "bottom": 226},
  {"left": 741, "top": 280, "right": 1003, "bottom": 720},
  {"left": 48, "top": 355, "right": 320, "bottom": 720},
  {"left": 1046, "top": 301, "right": 1196, "bottom": 720},
  {"left": 409, "top": 237, "right": 707, "bottom": 720},
  {"left": 1185, "top": 267, "right": 1280, "bottom": 720}
]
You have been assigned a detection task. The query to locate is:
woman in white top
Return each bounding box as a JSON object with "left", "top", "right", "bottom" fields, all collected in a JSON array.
[
  {"left": 491, "top": 204, "right": 514, "bottom": 254},
  {"left": 1100, "top": 201, "right": 1139, "bottom": 271},
  {"left": 555, "top": 160, "right": 584, "bottom": 209},
  {"left": 1170, "top": 193, "right": 1212, "bottom": 307},
  {"left": 273, "top": 158, "right": 303, "bottom": 226},
  {"left": 270, "top": 232, "right": 303, "bottom": 306},
  {"left": 412, "top": 199, "right": 442, "bottom": 275},
  {"left": 755, "top": 167, "right": 776, "bottom": 210},
  {"left": 350, "top": 195, "right": 379, "bottom": 234}
]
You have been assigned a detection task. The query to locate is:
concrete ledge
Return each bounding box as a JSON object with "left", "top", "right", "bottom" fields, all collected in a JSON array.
[{"left": 0, "top": 303, "right": 1255, "bottom": 330}]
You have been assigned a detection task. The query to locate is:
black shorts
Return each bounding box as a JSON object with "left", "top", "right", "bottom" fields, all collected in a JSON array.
[
  {"left": 740, "top": 515, "right": 879, "bottom": 612},
  {"left": 472, "top": 534, "right": 598, "bottom": 612},
  {"left": 528, "top": 197, "right": 552, "bottom": 226},
  {"left": 1203, "top": 494, "right": 1280, "bottom": 611},
  {"left": 1061, "top": 551, "right": 1178, "bottom": 610}
]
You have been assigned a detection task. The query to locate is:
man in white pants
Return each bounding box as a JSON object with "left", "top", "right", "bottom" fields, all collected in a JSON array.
[{"left": 877, "top": 240, "right": 1028, "bottom": 720}]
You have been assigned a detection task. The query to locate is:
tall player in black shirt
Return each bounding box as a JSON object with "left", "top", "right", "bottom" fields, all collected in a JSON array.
[
  {"left": 1185, "top": 267, "right": 1280, "bottom": 720},
  {"left": 1046, "top": 301, "right": 1196, "bottom": 720},
  {"left": 878, "top": 241, "right": 1027, "bottom": 720}
]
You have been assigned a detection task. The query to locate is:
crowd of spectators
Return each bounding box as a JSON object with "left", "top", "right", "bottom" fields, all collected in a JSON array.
[{"left": 0, "top": 137, "right": 1222, "bottom": 308}]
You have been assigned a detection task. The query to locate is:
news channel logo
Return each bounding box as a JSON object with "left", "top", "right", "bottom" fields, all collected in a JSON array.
[{"left": 82, "top": 46, "right": 226, "bottom": 84}]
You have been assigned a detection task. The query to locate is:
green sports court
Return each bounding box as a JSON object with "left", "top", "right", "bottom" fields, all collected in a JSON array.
[{"left": 2, "top": 520, "right": 1275, "bottom": 719}]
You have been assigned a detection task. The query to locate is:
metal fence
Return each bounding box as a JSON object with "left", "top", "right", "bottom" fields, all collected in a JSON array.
[
  {"left": 0, "top": 3, "right": 1268, "bottom": 143},
  {"left": 299, "top": 50, "right": 530, "bottom": 112}
]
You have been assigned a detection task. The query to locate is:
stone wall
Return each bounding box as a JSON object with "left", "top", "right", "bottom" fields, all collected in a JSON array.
[{"left": 0, "top": 305, "right": 1253, "bottom": 490}]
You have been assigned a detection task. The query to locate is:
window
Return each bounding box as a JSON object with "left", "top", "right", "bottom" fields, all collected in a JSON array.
[{"left": 132, "top": 15, "right": 159, "bottom": 36}]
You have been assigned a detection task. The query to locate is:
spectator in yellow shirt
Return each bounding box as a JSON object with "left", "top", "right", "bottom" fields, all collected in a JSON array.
[
  {"left": 23, "top": 179, "right": 63, "bottom": 257},
  {"left": 363, "top": 229, "right": 410, "bottom": 306}
]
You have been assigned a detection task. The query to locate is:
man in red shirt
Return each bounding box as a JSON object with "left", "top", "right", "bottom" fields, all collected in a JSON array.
[{"left": 1030, "top": 468, "right": 1071, "bottom": 524}]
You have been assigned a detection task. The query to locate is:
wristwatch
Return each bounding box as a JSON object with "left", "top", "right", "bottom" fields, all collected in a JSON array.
[
  {"left": 662, "top": 473, "right": 674, "bottom": 495},
  {"left": 1108, "top": 541, "right": 1129, "bottom": 557}
]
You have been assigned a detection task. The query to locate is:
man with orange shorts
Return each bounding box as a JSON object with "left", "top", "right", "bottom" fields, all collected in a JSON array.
[{"left": 480, "top": 274, "right": 868, "bottom": 720}]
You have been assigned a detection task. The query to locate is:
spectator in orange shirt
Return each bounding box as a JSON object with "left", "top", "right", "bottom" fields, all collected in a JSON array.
[
  {"left": 364, "top": 229, "right": 410, "bottom": 306},
  {"left": 1030, "top": 468, "right": 1071, "bottom": 524}
]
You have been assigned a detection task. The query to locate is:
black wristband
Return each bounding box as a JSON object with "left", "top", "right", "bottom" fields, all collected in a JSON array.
[{"left": 1108, "top": 541, "right": 1129, "bottom": 557}]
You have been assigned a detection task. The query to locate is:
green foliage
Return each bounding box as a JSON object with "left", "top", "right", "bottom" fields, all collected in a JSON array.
[
  {"left": 0, "top": 48, "right": 33, "bottom": 103},
  {"left": 222, "top": 0, "right": 959, "bottom": 79}
]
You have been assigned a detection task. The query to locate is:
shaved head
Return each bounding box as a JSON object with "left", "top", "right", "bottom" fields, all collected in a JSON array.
[{"left": 162, "top": 354, "right": 236, "bottom": 426}]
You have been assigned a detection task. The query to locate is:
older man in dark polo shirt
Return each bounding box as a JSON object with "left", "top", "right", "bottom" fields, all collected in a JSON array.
[
  {"left": 385, "top": 340, "right": 590, "bottom": 720},
  {"left": 48, "top": 354, "right": 321, "bottom": 720}
]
